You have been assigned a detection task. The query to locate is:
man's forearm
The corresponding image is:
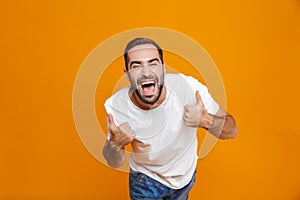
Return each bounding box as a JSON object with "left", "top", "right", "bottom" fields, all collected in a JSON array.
[
  {"left": 207, "top": 113, "right": 238, "bottom": 139},
  {"left": 102, "top": 140, "right": 126, "bottom": 168}
]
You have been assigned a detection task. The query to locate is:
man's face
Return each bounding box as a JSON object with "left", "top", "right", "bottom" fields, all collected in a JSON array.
[{"left": 126, "top": 44, "right": 165, "bottom": 104}]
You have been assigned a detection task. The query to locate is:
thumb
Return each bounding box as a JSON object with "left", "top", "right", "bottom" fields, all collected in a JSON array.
[
  {"left": 195, "top": 90, "right": 203, "bottom": 106},
  {"left": 107, "top": 114, "right": 117, "bottom": 132}
]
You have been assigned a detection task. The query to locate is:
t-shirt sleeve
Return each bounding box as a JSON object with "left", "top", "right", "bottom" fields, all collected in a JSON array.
[
  {"left": 103, "top": 88, "right": 128, "bottom": 141},
  {"left": 182, "top": 74, "right": 219, "bottom": 115},
  {"left": 104, "top": 98, "right": 113, "bottom": 141}
]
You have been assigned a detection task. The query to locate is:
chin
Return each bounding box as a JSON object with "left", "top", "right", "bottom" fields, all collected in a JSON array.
[
  {"left": 135, "top": 84, "right": 163, "bottom": 105},
  {"left": 145, "top": 98, "right": 159, "bottom": 105},
  {"left": 136, "top": 91, "right": 159, "bottom": 105}
]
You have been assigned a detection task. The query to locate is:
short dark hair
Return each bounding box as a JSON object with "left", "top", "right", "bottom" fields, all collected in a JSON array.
[{"left": 124, "top": 38, "right": 164, "bottom": 71}]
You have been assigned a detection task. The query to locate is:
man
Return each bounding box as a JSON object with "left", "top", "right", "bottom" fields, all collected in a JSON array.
[{"left": 103, "top": 38, "right": 238, "bottom": 199}]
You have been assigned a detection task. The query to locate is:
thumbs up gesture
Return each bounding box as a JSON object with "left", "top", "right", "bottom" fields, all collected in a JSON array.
[
  {"left": 183, "top": 91, "right": 211, "bottom": 128},
  {"left": 108, "top": 114, "right": 135, "bottom": 151}
]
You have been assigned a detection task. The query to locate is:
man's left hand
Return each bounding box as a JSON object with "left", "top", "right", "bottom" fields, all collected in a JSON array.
[{"left": 183, "top": 91, "right": 211, "bottom": 128}]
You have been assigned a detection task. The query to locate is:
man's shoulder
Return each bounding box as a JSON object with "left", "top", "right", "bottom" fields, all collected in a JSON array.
[
  {"left": 166, "top": 73, "right": 205, "bottom": 87},
  {"left": 104, "top": 87, "right": 129, "bottom": 106},
  {"left": 165, "top": 73, "right": 200, "bottom": 86},
  {"left": 165, "top": 73, "right": 187, "bottom": 82}
]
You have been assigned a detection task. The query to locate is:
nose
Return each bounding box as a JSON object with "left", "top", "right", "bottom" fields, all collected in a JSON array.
[{"left": 141, "top": 65, "right": 151, "bottom": 76}]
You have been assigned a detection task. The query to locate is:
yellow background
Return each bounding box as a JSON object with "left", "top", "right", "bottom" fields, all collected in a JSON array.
[{"left": 1, "top": 0, "right": 300, "bottom": 199}]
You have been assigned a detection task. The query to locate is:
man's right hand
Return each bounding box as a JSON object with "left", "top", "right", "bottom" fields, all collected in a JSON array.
[{"left": 108, "top": 114, "right": 135, "bottom": 151}]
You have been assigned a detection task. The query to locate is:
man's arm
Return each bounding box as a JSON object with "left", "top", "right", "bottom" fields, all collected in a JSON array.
[
  {"left": 103, "top": 140, "right": 126, "bottom": 168},
  {"left": 183, "top": 91, "right": 238, "bottom": 139},
  {"left": 102, "top": 114, "right": 135, "bottom": 168},
  {"left": 208, "top": 107, "right": 238, "bottom": 139}
]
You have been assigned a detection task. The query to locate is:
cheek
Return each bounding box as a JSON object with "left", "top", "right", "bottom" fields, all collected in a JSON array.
[
  {"left": 156, "top": 69, "right": 164, "bottom": 79},
  {"left": 128, "top": 73, "right": 138, "bottom": 84}
]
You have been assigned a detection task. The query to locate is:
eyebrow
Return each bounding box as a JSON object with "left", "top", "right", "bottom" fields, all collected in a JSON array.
[{"left": 129, "top": 58, "right": 161, "bottom": 67}]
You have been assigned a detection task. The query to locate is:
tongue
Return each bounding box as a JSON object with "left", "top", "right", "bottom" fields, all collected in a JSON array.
[{"left": 142, "top": 85, "right": 155, "bottom": 95}]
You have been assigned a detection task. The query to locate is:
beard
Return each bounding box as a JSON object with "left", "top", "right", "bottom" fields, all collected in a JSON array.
[
  {"left": 130, "top": 73, "right": 164, "bottom": 105},
  {"left": 135, "top": 84, "right": 164, "bottom": 105}
]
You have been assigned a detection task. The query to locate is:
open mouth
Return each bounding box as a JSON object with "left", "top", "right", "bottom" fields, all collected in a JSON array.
[{"left": 140, "top": 80, "right": 157, "bottom": 96}]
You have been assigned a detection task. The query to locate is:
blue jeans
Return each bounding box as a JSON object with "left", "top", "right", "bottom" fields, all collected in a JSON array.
[{"left": 129, "top": 169, "right": 196, "bottom": 200}]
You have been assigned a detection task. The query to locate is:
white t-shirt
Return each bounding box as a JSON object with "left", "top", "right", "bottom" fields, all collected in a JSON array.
[{"left": 104, "top": 73, "right": 219, "bottom": 189}]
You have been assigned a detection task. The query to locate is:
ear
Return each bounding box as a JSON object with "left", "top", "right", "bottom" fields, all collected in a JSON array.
[
  {"left": 163, "top": 63, "right": 166, "bottom": 73},
  {"left": 123, "top": 68, "right": 129, "bottom": 80}
]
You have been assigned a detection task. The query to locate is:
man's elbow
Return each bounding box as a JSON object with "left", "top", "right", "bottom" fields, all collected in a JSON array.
[
  {"left": 219, "top": 126, "right": 238, "bottom": 140},
  {"left": 102, "top": 147, "right": 125, "bottom": 168},
  {"left": 106, "top": 160, "right": 124, "bottom": 169}
]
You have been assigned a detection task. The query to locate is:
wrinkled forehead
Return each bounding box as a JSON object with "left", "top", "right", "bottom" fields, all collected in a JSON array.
[
  {"left": 128, "top": 43, "right": 158, "bottom": 52},
  {"left": 127, "top": 44, "right": 160, "bottom": 60},
  {"left": 128, "top": 44, "right": 160, "bottom": 63}
]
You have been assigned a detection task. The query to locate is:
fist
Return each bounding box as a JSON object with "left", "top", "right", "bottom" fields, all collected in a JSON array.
[
  {"left": 108, "top": 114, "right": 135, "bottom": 151},
  {"left": 183, "top": 91, "right": 211, "bottom": 128}
]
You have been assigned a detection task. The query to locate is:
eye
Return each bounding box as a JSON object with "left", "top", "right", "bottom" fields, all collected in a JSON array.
[
  {"left": 132, "top": 65, "right": 142, "bottom": 70},
  {"left": 149, "top": 61, "right": 159, "bottom": 66}
]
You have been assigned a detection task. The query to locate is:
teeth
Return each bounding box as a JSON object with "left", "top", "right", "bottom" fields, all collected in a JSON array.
[{"left": 141, "top": 81, "right": 155, "bottom": 86}]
